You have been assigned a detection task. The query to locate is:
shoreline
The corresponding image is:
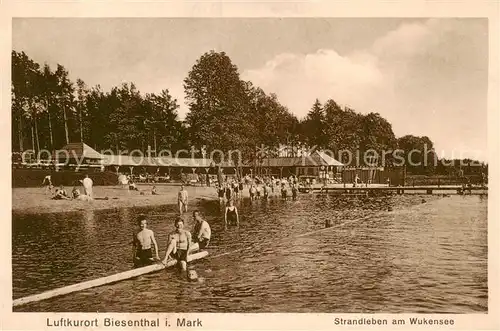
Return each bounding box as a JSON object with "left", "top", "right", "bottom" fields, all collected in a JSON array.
[
  {"left": 12, "top": 184, "right": 221, "bottom": 216},
  {"left": 12, "top": 183, "right": 481, "bottom": 216}
]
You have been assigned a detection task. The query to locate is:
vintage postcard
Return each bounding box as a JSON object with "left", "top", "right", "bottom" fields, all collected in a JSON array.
[{"left": 0, "top": 1, "right": 498, "bottom": 330}]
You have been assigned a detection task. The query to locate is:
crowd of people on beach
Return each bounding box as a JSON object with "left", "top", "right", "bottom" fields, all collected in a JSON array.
[{"left": 215, "top": 174, "right": 301, "bottom": 203}]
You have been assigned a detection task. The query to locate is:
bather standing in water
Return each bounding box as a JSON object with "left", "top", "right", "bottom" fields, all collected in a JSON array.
[
  {"left": 151, "top": 185, "right": 159, "bottom": 195},
  {"left": 178, "top": 185, "right": 189, "bottom": 214},
  {"left": 224, "top": 199, "right": 239, "bottom": 229},
  {"left": 291, "top": 184, "right": 298, "bottom": 201},
  {"left": 217, "top": 184, "right": 225, "bottom": 204},
  {"left": 162, "top": 217, "right": 192, "bottom": 273},
  {"left": 281, "top": 184, "right": 288, "bottom": 200},
  {"left": 133, "top": 215, "right": 160, "bottom": 268},
  {"left": 192, "top": 210, "right": 211, "bottom": 250},
  {"left": 225, "top": 183, "right": 232, "bottom": 202},
  {"left": 249, "top": 184, "right": 257, "bottom": 200},
  {"left": 263, "top": 183, "right": 270, "bottom": 200}
]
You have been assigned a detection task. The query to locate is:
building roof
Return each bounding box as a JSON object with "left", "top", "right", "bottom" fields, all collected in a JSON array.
[
  {"left": 101, "top": 154, "right": 235, "bottom": 168},
  {"left": 53, "top": 142, "right": 103, "bottom": 160},
  {"left": 315, "top": 151, "right": 344, "bottom": 166},
  {"left": 51, "top": 142, "right": 344, "bottom": 168},
  {"left": 156, "top": 156, "right": 215, "bottom": 168},
  {"left": 251, "top": 151, "right": 344, "bottom": 168},
  {"left": 102, "top": 155, "right": 156, "bottom": 167}
]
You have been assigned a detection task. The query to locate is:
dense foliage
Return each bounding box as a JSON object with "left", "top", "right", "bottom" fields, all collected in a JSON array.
[
  {"left": 12, "top": 51, "right": 185, "bottom": 155},
  {"left": 11, "top": 50, "right": 486, "bottom": 174}
]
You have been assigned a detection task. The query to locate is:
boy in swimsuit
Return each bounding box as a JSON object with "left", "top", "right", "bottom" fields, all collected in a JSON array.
[
  {"left": 192, "top": 210, "right": 211, "bottom": 249},
  {"left": 162, "top": 217, "right": 192, "bottom": 272},
  {"left": 178, "top": 185, "right": 189, "bottom": 214},
  {"left": 133, "top": 215, "right": 160, "bottom": 268}
]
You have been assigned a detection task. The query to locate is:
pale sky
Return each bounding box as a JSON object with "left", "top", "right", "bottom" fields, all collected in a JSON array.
[{"left": 12, "top": 18, "right": 488, "bottom": 160}]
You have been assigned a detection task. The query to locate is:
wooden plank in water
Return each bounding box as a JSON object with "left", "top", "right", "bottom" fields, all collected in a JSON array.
[{"left": 12, "top": 250, "right": 208, "bottom": 307}]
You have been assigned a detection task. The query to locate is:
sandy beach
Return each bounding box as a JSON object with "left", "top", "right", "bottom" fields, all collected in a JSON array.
[
  {"left": 12, "top": 184, "right": 221, "bottom": 215},
  {"left": 12, "top": 182, "right": 463, "bottom": 215}
]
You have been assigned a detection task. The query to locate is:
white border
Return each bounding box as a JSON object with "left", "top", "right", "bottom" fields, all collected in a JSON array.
[{"left": 1, "top": 1, "right": 498, "bottom": 330}]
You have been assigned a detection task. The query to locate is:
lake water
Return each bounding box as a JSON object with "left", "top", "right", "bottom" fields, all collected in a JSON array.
[{"left": 12, "top": 194, "right": 488, "bottom": 313}]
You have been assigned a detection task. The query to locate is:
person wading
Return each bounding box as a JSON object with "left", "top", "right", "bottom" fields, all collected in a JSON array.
[
  {"left": 292, "top": 184, "right": 298, "bottom": 201},
  {"left": 217, "top": 184, "right": 225, "bottom": 204},
  {"left": 191, "top": 210, "right": 211, "bottom": 250},
  {"left": 133, "top": 215, "right": 160, "bottom": 268},
  {"left": 178, "top": 185, "right": 189, "bottom": 214},
  {"left": 162, "top": 217, "right": 192, "bottom": 273},
  {"left": 224, "top": 199, "right": 239, "bottom": 229},
  {"left": 225, "top": 183, "right": 232, "bottom": 202}
]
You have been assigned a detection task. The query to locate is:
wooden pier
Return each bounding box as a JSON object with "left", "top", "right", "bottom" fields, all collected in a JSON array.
[{"left": 300, "top": 185, "right": 488, "bottom": 196}]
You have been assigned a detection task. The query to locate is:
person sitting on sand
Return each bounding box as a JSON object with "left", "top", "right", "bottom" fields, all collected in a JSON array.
[
  {"left": 129, "top": 180, "right": 139, "bottom": 191},
  {"left": 133, "top": 215, "right": 160, "bottom": 268},
  {"left": 52, "top": 185, "right": 71, "bottom": 200},
  {"left": 73, "top": 190, "right": 93, "bottom": 201},
  {"left": 72, "top": 187, "right": 81, "bottom": 199},
  {"left": 151, "top": 186, "right": 158, "bottom": 195}
]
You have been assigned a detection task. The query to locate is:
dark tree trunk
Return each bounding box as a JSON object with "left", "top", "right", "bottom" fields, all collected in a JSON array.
[
  {"left": 30, "top": 122, "right": 35, "bottom": 152},
  {"left": 62, "top": 104, "right": 69, "bottom": 145},
  {"left": 79, "top": 108, "right": 84, "bottom": 142},
  {"left": 18, "top": 112, "right": 24, "bottom": 152},
  {"left": 46, "top": 97, "right": 54, "bottom": 149},
  {"left": 34, "top": 113, "right": 40, "bottom": 154}
]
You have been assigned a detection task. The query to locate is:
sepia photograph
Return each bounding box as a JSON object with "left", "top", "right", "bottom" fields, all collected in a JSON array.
[{"left": 9, "top": 17, "right": 489, "bottom": 317}]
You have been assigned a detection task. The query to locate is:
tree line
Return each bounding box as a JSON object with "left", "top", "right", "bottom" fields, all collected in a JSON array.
[{"left": 11, "top": 50, "right": 486, "bottom": 175}]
